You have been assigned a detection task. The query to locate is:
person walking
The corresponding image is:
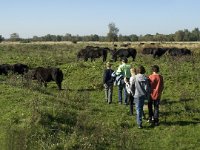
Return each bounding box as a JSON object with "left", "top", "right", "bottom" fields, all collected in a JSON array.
[
  {"left": 115, "top": 57, "right": 131, "bottom": 105},
  {"left": 148, "top": 65, "right": 164, "bottom": 126},
  {"left": 134, "top": 65, "right": 150, "bottom": 129},
  {"left": 124, "top": 67, "right": 136, "bottom": 115},
  {"left": 103, "top": 62, "right": 114, "bottom": 104}
]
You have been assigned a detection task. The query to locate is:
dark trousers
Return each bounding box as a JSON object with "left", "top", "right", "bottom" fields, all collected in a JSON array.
[
  {"left": 148, "top": 99, "right": 160, "bottom": 123},
  {"left": 129, "top": 94, "right": 134, "bottom": 115}
]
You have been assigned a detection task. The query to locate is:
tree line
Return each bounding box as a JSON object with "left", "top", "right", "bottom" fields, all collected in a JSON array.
[{"left": 1, "top": 24, "right": 200, "bottom": 43}]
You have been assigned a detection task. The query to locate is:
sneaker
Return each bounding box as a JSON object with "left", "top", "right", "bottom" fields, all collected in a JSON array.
[
  {"left": 138, "top": 125, "right": 143, "bottom": 129},
  {"left": 147, "top": 119, "right": 152, "bottom": 123},
  {"left": 118, "top": 102, "right": 122, "bottom": 105}
]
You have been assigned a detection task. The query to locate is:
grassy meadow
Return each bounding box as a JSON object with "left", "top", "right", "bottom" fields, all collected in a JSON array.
[{"left": 0, "top": 41, "right": 200, "bottom": 150}]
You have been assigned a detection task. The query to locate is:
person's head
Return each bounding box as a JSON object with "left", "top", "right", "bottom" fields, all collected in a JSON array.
[
  {"left": 106, "top": 62, "right": 112, "bottom": 68},
  {"left": 121, "top": 57, "right": 128, "bottom": 63},
  {"left": 151, "top": 65, "right": 159, "bottom": 73},
  {"left": 137, "top": 65, "right": 146, "bottom": 74},
  {"left": 130, "top": 67, "right": 136, "bottom": 76}
]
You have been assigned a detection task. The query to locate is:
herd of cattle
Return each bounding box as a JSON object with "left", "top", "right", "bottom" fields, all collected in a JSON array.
[
  {"left": 0, "top": 63, "right": 63, "bottom": 90},
  {"left": 0, "top": 46, "right": 193, "bottom": 90},
  {"left": 77, "top": 46, "right": 137, "bottom": 62},
  {"left": 77, "top": 46, "right": 192, "bottom": 62}
]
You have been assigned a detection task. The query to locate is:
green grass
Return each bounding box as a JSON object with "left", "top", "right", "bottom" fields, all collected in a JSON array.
[{"left": 0, "top": 42, "right": 200, "bottom": 149}]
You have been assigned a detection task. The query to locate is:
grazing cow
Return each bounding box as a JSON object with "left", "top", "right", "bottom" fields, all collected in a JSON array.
[
  {"left": 77, "top": 48, "right": 90, "bottom": 61},
  {"left": 77, "top": 46, "right": 110, "bottom": 62},
  {"left": 111, "top": 48, "right": 137, "bottom": 61},
  {"left": 167, "top": 48, "right": 192, "bottom": 56},
  {"left": 26, "top": 67, "right": 63, "bottom": 90},
  {"left": 12, "top": 63, "right": 29, "bottom": 75},
  {"left": 142, "top": 48, "right": 167, "bottom": 58},
  {"left": 120, "top": 43, "right": 131, "bottom": 47},
  {"left": 0, "top": 64, "right": 12, "bottom": 75}
]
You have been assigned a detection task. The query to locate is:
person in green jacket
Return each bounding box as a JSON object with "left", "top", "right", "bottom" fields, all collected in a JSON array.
[{"left": 115, "top": 57, "right": 131, "bottom": 105}]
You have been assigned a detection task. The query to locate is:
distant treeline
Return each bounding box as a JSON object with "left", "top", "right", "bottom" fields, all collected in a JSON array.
[{"left": 1, "top": 28, "right": 200, "bottom": 43}]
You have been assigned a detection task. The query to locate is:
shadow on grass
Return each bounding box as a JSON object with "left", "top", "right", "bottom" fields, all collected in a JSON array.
[
  {"left": 77, "top": 88, "right": 97, "bottom": 92},
  {"left": 160, "top": 98, "right": 194, "bottom": 105},
  {"left": 161, "top": 120, "right": 200, "bottom": 126}
]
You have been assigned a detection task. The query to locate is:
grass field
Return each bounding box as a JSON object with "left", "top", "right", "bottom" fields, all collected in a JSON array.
[{"left": 0, "top": 42, "right": 200, "bottom": 150}]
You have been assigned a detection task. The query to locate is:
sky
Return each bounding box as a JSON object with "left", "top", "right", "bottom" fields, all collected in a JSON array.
[{"left": 0, "top": 0, "right": 200, "bottom": 38}]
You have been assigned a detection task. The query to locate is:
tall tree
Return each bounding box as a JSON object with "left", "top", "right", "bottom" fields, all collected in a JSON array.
[
  {"left": 10, "top": 33, "right": 20, "bottom": 41},
  {"left": 107, "top": 22, "right": 119, "bottom": 42},
  {"left": 0, "top": 35, "right": 4, "bottom": 42},
  {"left": 174, "top": 30, "right": 184, "bottom": 41},
  {"left": 191, "top": 28, "right": 200, "bottom": 41}
]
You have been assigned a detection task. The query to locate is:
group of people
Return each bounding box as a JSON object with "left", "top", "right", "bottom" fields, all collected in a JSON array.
[{"left": 103, "top": 57, "right": 164, "bottom": 129}]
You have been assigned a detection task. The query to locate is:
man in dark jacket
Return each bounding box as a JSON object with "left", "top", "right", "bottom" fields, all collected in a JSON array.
[{"left": 103, "top": 62, "right": 114, "bottom": 104}]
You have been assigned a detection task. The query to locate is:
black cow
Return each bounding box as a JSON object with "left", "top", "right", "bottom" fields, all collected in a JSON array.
[
  {"left": 12, "top": 63, "right": 29, "bottom": 75},
  {"left": 142, "top": 48, "right": 167, "bottom": 58},
  {"left": 77, "top": 48, "right": 90, "bottom": 61},
  {"left": 0, "top": 64, "right": 12, "bottom": 75},
  {"left": 77, "top": 46, "right": 110, "bottom": 62},
  {"left": 26, "top": 67, "right": 63, "bottom": 90},
  {"left": 120, "top": 43, "right": 131, "bottom": 47},
  {"left": 111, "top": 48, "right": 137, "bottom": 61},
  {"left": 168, "top": 48, "right": 192, "bottom": 56}
]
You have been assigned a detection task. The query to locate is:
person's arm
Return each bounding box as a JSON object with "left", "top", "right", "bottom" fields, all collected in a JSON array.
[
  {"left": 116, "top": 65, "right": 122, "bottom": 76},
  {"left": 103, "top": 70, "right": 107, "bottom": 84},
  {"left": 160, "top": 75, "right": 164, "bottom": 92}
]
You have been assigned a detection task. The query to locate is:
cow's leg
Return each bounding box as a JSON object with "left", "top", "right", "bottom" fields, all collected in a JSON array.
[
  {"left": 84, "top": 57, "right": 88, "bottom": 61},
  {"left": 44, "top": 82, "right": 47, "bottom": 87},
  {"left": 57, "top": 82, "right": 62, "bottom": 90}
]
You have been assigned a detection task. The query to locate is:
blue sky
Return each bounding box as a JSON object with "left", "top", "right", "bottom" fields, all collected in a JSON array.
[{"left": 0, "top": 0, "right": 200, "bottom": 38}]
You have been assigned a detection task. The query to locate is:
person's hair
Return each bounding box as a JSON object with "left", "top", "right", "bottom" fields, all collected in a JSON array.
[
  {"left": 122, "top": 57, "right": 128, "bottom": 63},
  {"left": 137, "top": 65, "right": 146, "bottom": 74},
  {"left": 106, "top": 62, "right": 112, "bottom": 68},
  {"left": 152, "top": 65, "right": 159, "bottom": 73},
  {"left": 130, "top": 68, "right": 136, "bottom": 75}
]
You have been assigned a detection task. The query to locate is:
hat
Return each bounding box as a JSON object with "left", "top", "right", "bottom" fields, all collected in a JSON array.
[{"left": 106, "top": 62, "right": 112, "bottom": 67}]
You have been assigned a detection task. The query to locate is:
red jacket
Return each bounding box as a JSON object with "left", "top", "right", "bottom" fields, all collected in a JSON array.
[{"left": 149, "top": 74, "right": 164, "bottom": 100}]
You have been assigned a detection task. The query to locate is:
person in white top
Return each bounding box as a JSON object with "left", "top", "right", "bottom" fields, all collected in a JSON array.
[{"left": 124, "top": 68, "right": 136, "bottom": 115}]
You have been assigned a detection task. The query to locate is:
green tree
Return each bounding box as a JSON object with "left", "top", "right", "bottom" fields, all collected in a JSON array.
[
  {"left": 63, "top": 33, "right": 72, "bottom": 41},
  {"left": 130, "top": 34, "right": 138, "bottom": 41},
  {"left": 190, "top": 28, "right": 200, "bottom": 41},
  {"left": 118, "top": 34, "right": 131, "bottom": 42},
  {"left": 183, "top": 29, "right": 190, "bottom": 41},
  {"left": 174, "top": 30, "right": 184, "bottom": 41},
  {"left": 107, "top": 22, "right": 119, "bottom": 42},
  {"left": 0, "top": 35, "right": 4, "bottom": 42},
  {"left": 10, "top": 33, "right": 20, "bottom": 41}
]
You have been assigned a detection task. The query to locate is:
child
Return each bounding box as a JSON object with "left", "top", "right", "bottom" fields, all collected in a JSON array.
[
  {"left": 103, "top": 62, "right": 114, "bottom": 104},
  {"left": 148, "top": 65, "right": 164, "bottom": 126},
  {"left": 134, "top": 65, "right": 150, "bottom": 129},
  {"left": 124, "top": 68, "right": 136, "bottom": 115}
]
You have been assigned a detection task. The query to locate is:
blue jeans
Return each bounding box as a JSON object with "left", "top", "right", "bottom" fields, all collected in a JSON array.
[
  {"left": 118, "top": 83, "right": 128, "bottom": 104},
  {"left": 134, "top": 96, "right": 145, "bottom": 126}
]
